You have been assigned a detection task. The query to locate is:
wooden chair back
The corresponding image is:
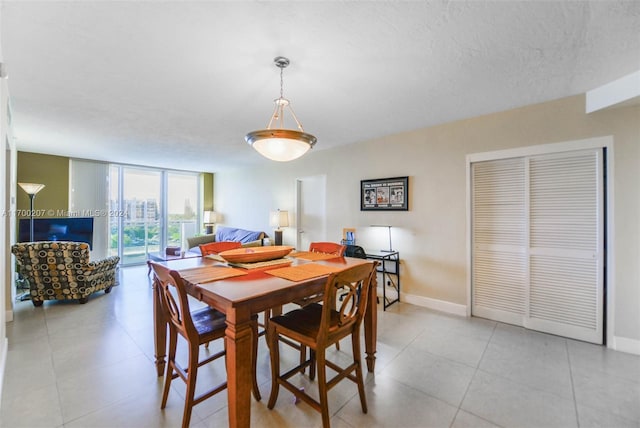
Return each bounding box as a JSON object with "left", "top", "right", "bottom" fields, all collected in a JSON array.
[
  {"left": 265, "top": 261, "right": 377, "bottom": 426},
  {"left": 317, "top": 262, "right": 376, "bottom": 345},
  {"left": 199, "top": 241, "right": 241, "bottom": 256},
  {"left": 149, "top": 262, "right": 198, "bottom": 342},
  {"left": 309, "top": 242, "right": 346, "bottom": 257}
]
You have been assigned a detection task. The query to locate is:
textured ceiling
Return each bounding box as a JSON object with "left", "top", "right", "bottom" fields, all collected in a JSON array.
[{"left": 3, "top": 1, "right": 639, "bottom": 172}]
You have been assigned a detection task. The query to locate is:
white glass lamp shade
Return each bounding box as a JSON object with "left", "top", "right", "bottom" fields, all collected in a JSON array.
[
  {"left": 246, "top": 130, "right": 315, "bottom": 162},
  {"left": 203, "top": 211, "right": 217, "bottom": 224},
  {"left": 18, "top": 182, "right": 45, "bottom": 195},
  {"left": 371, "top": 224, "right": 393, "bottom": 252},
  {"left": 269, "top": 210, "right": 289, "bottom": 229}
]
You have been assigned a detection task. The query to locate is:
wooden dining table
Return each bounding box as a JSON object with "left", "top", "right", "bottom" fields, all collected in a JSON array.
[{"left": 152, "top": 255, "right": 378, "bottom": 428}]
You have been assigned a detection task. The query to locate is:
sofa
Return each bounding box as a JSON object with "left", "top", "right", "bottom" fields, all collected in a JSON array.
[
  {"left": 11, "top": 241, "right": 120, "bottom": 306},
  {"left": 185, "top": 225, "right": 268, "bottom": 256}
]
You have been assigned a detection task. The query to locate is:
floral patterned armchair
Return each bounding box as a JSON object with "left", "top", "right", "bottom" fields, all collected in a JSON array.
[{"left": 11, "top": 241, "right": 120, "bottom": 306}]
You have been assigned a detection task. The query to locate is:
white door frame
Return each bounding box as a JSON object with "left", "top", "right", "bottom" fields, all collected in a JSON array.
[
  {"left": 466, "top": 136, "right": 615, "bottom": 347},
  {"left": 295, "top": 175, "right": 327, "bottom": 250}
]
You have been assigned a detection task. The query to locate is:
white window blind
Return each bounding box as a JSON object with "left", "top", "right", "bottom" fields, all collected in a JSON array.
[
  {"left": 471, "top": 149, "right": 603, "bottom": 344},
  {"left": 69, "top": 159, "right": 109, "bottom": 260}
]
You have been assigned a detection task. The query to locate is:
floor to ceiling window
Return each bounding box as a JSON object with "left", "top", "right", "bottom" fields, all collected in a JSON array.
[
  {"left": 109, "top": 165, "right": 200, "bottom": 266},
  {"left": 166, "top": 172, "right": 199, "bottom": 249}
]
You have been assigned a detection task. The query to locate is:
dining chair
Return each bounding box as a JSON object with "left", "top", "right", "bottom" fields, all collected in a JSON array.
[
  {"left": 266, "top": 262, "right": 376, "bottom": 428},
  {"left": 196, "top": 240, "right": 241, "bottom": 350},
  {"left": 267, "top": 241, "right": 348, "bottom": 372},
  {"left": 294, "top": 242, "right": 346, "bottom": 309},
  {"left": 293, "top": 241, "right": 348, "bottom": 353},
  {"left": 149, "top": 262, "right": 261, "bottom": 428},
  {"left": 309, "top": 241, "right": 347, "bottom": 257},
  {"left": 199, "top": 240, "right": 241, "bottom": 256}
]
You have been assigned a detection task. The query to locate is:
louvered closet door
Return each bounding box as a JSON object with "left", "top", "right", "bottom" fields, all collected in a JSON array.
[
  {"left": 471, "top": 157, "right": 527, "bottom": 326},
  {"left": 526, "top": 149, "right": 603, "bottom": 344},
  {"left": 471, "top": 149, "right": 603, "bottom": 344}
]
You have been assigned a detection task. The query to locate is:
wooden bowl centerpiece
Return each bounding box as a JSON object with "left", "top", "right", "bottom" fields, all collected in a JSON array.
[{"left": 218, "top": 245, "right": 294, "bottom": 264}]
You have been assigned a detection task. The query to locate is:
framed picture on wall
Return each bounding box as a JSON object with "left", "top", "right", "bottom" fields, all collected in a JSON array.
[{"left": 361, "top": 176, "right": 409, "bottom": 211}]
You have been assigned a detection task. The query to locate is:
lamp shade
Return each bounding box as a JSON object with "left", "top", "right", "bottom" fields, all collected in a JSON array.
[
  {"left": 270, "top": 210, "right": 289, "bottom": 229},
  {"left": 247, "top": 130, "right": 315, "bottom": 162},
  {"left": 371, "top": 224, "right": 393, "bottom": 252},
  {"left": 203, "top": 211, "right": 217, "bottom": 224},
  {"left": 18, "top": 182, "right": 45, "bottom": 195}
]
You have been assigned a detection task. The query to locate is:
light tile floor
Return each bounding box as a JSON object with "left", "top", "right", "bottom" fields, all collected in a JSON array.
[{"left": 1, "top": 265, "right": 639, "bottom": 428}]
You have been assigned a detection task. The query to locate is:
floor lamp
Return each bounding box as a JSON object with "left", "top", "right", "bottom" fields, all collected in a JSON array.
[{"left": 18, "top": 182, "right": 45, "bottom": 241}]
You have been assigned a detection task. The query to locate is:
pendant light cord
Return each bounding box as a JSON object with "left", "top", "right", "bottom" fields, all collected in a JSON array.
[{"left": 280, "top": 66, "right": 284, "bottom": 99}]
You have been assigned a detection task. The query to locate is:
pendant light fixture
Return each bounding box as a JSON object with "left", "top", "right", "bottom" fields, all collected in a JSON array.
[{"left": 245, "top": 56, "right": 317, "bottom": 162}]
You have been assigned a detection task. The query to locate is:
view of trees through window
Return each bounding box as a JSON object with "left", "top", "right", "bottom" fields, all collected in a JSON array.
[{"left": 109, "top": 166, "right": 200, "bottom": 265}]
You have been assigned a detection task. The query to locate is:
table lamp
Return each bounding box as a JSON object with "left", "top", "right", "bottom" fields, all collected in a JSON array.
[
  {"left": 203, "top": 211, "right": 217, "bottom": 234},
  {"left": 371, "top": 224, "right": 393, "bottom": 252},
  {"left": 270, "top": 209, "right": 289, "bottom": 246}
]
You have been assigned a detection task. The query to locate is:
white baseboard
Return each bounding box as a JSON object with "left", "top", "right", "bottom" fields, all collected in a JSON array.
[
  {"left": 398, "top": 291, "right": 468, "bottom": 317},
  {"left": 612, "top": 335, "right": 640, "bottom": 355},
  {"left": 5, "top": 309, "right": 13, "bottom": 323},
  {"left": 0, "top": 337, "right": 8, "bottom": 402}
]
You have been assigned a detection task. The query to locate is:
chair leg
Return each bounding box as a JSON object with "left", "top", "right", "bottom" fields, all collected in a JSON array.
[
  {"left": 181, "top": 343, "right": 200, "bottom": 428},
  {"left": 161, "top": 330, "right": 178, "bottom": 409},
  {"left": 251, "top": 317, "right": 261, "bottom": 401},
  {"left": 351, "top": 330, "right": 368, "bottom": 414},
  {"left": 267, "top": 323, "right": 280, "bottom": 409},
  {"left": 316, "top": 349, "right": 331, "bottom": 428},
  {"left": 299, "top": 344, "right": 307, "bottom": 375},
  {"left": 309, "top": 349, "right": 316, "bottom": 381}
]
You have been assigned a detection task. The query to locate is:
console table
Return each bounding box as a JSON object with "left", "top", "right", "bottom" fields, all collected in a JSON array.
[{"left": 364, "top": 250, "right": 400, "bottom": 310}]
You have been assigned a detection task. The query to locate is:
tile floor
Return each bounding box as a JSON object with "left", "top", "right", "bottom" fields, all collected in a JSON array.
[{"left": 1, "top": 265, "right": 639, "bottom": 428}]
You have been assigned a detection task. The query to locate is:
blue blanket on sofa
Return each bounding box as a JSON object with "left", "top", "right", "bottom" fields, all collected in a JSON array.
[{"left": 215, "top": 226, "right": 263, "bottom": 244}]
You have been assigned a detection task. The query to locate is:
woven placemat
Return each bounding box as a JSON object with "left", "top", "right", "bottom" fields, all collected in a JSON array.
[
  {"left": 228, "top": 258, "right": 293, "bottom": 270},
  {"left": 178, "top": 265, "right": 247, "bottom": 284},
  {"left": 265, "top": 263, "right": 343, "bottom": 282},
  {"left": 289, "top": 251, "right": 340, "bottom": 261}
]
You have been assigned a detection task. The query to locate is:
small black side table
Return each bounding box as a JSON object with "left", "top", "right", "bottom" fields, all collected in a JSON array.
[{"left": 364, "top": 250, "right": 400, "bottom": 310}]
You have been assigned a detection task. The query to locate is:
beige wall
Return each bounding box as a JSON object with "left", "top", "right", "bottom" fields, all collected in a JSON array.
[
  {"left": 16, "top": 151, "right": 69, "bottom": 216},
  {"left": 214, "top": 94, "right": 640, "bottom": 346}
]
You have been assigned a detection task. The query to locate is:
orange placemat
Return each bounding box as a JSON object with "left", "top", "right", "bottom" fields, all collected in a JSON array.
[
  {"left": 266, "top": 263, "right": 344, "bottom": 282},
  {"left": 289, "top": 251, "right": 340, "bottom": 261},
  {"left": 178, "top": 265, "right": 247, "bottom": 284}
]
